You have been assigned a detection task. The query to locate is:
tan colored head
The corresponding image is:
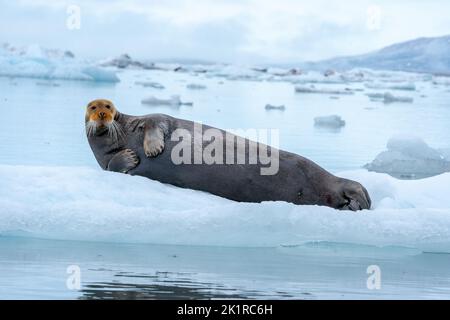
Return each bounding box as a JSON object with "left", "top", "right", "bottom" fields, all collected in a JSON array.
[
  {"left": 85, "top": 99, "right": 117, "bottom": 124},
  {"left": 85, "top": 99, "right": 122, "bottom": 139}
]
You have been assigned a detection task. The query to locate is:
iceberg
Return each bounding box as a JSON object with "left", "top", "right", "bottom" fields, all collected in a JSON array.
[
  {"left": 314, "top": 115, "right": 346, "bottom": 128},
  {"left": 135, "top": 81, "right": 165, "bottom": 89},
  {"left": 1, "top": 165, "right": 450, "bottom": 252},
  {"left": 186, "top": 83, "right": 207, "bottom": 90},
  {"left": 364, "top": 136, "right": 450, "bottom": 179},
  {"left": 383, "top": 92, "right": 414, "bottom": 104},
  {"left": 205, "top": 65, "right": 264, "bottom": 81},
  {"left": 141, "top": 95, "right": 193, "bottom": 107},
  {"left": 99, "top": 54, "right": 156, "bottom": 70},
  {"left": 265, "top": 67, "right": 302, "bottom": 77},
  {"left": 265, "top": 104, "right": 286, "bottom": 111},
  {"left": 35, "top": 81, "right": 60, "bottom": 87},
  {"left": 367, "top": 92, "right": 414, "bottom": 104},
  {"left": 432, "top": 76, "right": 450, "bottom": 86},
  {"left": 295, "top": 86, "right": 354, "bottom": 95},
  {"left": 365, "top": 82, "right": 416, "bottom": 91},
  {"left": 288, "top": 71, "right": 348, "bottom": 85},
  {"left": 0, "top": 43, "right": 119, "bottom": 82}
]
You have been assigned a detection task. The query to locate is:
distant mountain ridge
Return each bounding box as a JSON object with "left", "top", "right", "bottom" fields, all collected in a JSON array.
[{"left": 301, "top": 35, "right": 450, "bottom": 74}]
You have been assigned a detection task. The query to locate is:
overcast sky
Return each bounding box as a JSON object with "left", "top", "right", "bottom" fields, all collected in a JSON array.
[{"left": 1, "top": 0, "right": 450, "bottom": 64}]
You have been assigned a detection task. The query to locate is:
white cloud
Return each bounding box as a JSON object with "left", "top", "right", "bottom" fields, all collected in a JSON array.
[{"left": 5, "top": 0, "right": 450, "bottom": 62}]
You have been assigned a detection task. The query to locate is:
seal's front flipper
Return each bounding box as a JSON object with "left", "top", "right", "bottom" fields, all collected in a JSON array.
[
  {"left": 143, "top": 122, "right": 166, "bottom": 157},
  {"left": 338, "top": 179, "right": 371, "bottom": 211},
  {"left": 107, "top": 149, "right": 140, "bottom": 173}
]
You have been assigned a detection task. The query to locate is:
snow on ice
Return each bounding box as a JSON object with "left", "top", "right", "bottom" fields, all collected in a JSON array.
[{"left": 1, "top": 165, "right": 450, "bottom": 252}]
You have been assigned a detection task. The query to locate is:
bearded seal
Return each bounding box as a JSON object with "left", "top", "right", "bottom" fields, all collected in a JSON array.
[{"left": 85, "top": 99, "right": 371, "bottom": 211}]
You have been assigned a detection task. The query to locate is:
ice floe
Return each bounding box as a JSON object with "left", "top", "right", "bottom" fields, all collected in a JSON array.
[
  {"left": 0, "top": 43, "right": 119, "bottom": 82},
  {"left": 365, "top": 82, "right": 416, "bottom": 91},
  {"left": 265, "top": 104, "right": 286, "bottom": 111},
  {"left": 367, "top": 92, "right": 414, "bottom": 104},
  {"left": 364, "top": 136, "right": 450, "bottom": 179},
  {"left": 186, "top": 83, "right": 207, "bottom": 90},
  {"left": 99, "top": 54, "right": 156, "bottom": 70},
  {"left": 314, "top": 115, "right": 346, "bottom": 128},
  {"left": 1, "top": 165, "right": 450, "bottom": 252},
  {"left": 141, "top": 95, "right": 193, "bottom": 107},
  {"left": 295, "top": 86, "right": 354, "bottom": 95},
  {"left": 432, "top": 76, "right": 450, "bottom": 86},
  {"left": 135, "top": 81, "right": 165, "bottom": 89}
]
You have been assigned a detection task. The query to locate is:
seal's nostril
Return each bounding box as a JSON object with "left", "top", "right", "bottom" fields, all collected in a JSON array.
[{"left": 99, "top": 112, "right": 106, "bottom": 119}]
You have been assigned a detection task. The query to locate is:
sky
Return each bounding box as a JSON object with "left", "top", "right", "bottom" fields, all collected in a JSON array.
[{"left": 1, "top": 0, "right": 450, "bottom": 64}]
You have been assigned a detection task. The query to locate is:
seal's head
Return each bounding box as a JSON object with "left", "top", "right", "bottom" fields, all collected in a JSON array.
[{"left": 85, "top": 99, "right": 122, "bottom": 140}]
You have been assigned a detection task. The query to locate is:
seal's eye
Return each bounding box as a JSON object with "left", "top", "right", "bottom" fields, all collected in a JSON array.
[
  {"left": 105, "top": 105, "right": 111, "bottom": 109},
  {"left": 91, "top": 106, "right": 96, "bottom": 110}
]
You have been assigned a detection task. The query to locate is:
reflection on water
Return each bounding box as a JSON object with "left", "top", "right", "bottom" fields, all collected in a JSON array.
[
  {"left": 81, "top": 271, "right": 271, "bottom": 300},
  {"left": 80, "top": 270, "right": 302, "bottom": 300},
  {"left": 2, "top": 237, "right": 450, "bottom": 299}
]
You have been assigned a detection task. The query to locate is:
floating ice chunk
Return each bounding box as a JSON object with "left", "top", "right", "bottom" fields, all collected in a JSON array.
[
  {"left": 367, "top": 92, "right": 413, "bottom": 104},
  {"left": 365, "top": 136, "right": 450, "bottom": 179},
  {"left": 289, "top": 71, "right": 346, "bottom": 85},
  {"left": 387, "top": 136, "right": 444, "bottom": 160},
  {"left": 79, "top": 66, "right": 120, "bottom": 83},
  {"left": 0, "top": 43, "right": 119, "bottom": 82},
  {"left": 295, "top": 86, "right": 354, "bottom": 95},
  {"left": 365, "top": 82, "right": 416, "bottom": 91},
  {"left": 35, "top": 81, "right": 60, "bottom": 87},
  {"left": 135, "top": 81, "right": 165, "bottom": 89},
  {"left": 265, "top": 67, "right": 302, "bottom": 76},
  {"left": 382, "top": 92, "right": 414, "bottom": 104},
  {"left": 366, "top": 92, "right": 385, "bottom": 100},
  {"left": 186, "top": 83, "right": 207, "bottom": 90},
  {"left": 314, "top": 115, "right": 346, "bottom": 128},
  {"left": 141, "top": 95, "right": 192, "bottom": 107},
  {"left": 141, "top": 95, "right": 181, "bottom": 106},
  {"left": 2, "top": 43, "right": 75, "bottom": 59},
  {"left": 339, "top": 70, "right": 366, "bottom": 82},
  {"left": 265, "top": 104, "right": 285, "bottom": 111},
  {"left": 206, "top": 65, "right": 263, "bottom": 81},
  {"left": 99, "top": 54, "right": 155, "bottom": 70},
  {"left": 285, "top": 69, "right": 367, "bottom": 85},
  {"left": 251, "top": 67, "right": 268, "bottom": 73},
  {"left": 324, "top": 69, "right": 336, "bottom": 77},
  {"left": 432, "top": 76, "right": 450, "bottom": 86}
]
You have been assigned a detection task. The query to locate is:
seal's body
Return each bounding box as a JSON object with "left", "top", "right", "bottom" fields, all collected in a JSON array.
[{"left": 86, "top": 99, "right": 371, "bottom": 210}]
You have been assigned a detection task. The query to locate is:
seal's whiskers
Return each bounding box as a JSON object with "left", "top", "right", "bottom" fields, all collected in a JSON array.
[
  {"left": 107, "top": 120, "right": 124, "bottom": 142},
  {"left": 85, "top": 121, "right": 97, "bottom": 137}
]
